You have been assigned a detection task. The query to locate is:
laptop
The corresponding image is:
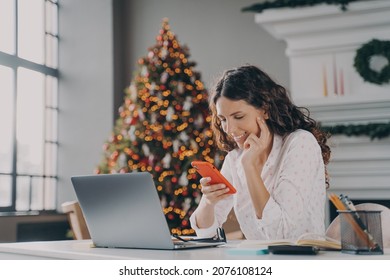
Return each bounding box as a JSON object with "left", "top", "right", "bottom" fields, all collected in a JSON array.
[{"left": 70, "top": 172, "right": 225, "bottom": 250}]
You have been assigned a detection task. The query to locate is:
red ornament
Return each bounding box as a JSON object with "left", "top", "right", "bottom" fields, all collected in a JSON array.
[{"left": 130, "top": 117, "right": 138, "bottom": 125}]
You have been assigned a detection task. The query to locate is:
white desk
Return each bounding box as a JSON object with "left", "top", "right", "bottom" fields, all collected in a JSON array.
[{"left": 0, "top": 240, "right": 389, "bottom": 260}]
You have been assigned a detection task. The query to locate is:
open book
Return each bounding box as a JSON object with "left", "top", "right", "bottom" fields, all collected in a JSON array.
[{"left": 238, "top": 233, "right": 341, "bottom": 250}]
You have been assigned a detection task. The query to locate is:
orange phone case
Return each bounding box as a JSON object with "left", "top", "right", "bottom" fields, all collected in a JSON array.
[{"left": 191, "top": 161, "right": 236, "bottom": 194}]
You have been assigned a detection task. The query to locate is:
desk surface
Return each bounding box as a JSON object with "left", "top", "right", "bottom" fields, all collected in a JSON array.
[{"left": 0, "top": 240, "right": 389, "bottom": 260}]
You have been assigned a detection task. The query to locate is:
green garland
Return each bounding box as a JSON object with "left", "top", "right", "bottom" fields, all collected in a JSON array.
[
  {"left": 242, "top": 0, "right": 359, "bottom": 13},
  {"left": 353, "top": 39, "right": 390, "bottom": 85},
  {"left": 321, "top": 122, "right": 390, "bottom": 140}
]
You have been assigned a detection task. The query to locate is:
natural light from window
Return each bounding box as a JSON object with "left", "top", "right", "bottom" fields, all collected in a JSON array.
[
  {"left": 0, "top": 0, "right": 58, "bottom": 212},
  {"left": 0, "top": 0, "right": 15, "bottom": 54},
  {"left": 18, "top": 0, "right": 45, "bottom": 64}
]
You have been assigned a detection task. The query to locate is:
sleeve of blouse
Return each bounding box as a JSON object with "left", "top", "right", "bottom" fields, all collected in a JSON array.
[
  {"left": 189, "top": 154, "right": 234, "bottom": 238},
  {"left": 253, "top": 131, "right": 326, "bottom": 239}
]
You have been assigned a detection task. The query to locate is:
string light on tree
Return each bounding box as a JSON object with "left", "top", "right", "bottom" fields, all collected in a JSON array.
[{"left": 96, "top": 18, "right": 224, "bottom": 235}]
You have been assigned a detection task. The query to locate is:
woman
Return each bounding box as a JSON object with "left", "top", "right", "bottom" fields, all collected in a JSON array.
[{"left": 189, "top": 65, "right": 331, "bottom": 240}]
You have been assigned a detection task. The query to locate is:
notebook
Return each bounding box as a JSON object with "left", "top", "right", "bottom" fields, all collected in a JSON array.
[{"left": 70, "top": 172, "right": 225, "bottom": 250}]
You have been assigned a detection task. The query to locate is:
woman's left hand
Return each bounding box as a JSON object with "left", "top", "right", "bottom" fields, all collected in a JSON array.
[{"left": 241, "top": 117, "right": 272, "bottom": 172}]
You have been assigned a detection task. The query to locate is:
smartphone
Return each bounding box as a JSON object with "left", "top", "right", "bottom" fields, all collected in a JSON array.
[
  {"left": 268, "top": 245, "right": 319, "bottom": 255},
  {"left": 191, "top": 161, "right": 237, "bottom": 194}
]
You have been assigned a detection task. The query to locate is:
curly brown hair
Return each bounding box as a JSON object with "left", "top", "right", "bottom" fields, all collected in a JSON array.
[{"left": 209, "top": 65, "right": 331, "bottom": 187}]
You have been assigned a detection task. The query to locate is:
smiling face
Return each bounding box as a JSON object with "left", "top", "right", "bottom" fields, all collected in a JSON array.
[{"left": 216, "top": 96, "right": 268, "bottom": 149}]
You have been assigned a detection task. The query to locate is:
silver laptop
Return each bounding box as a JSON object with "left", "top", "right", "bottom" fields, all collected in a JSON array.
[{"left": 70, "top": 172, "right": 225, "bottom": 250}]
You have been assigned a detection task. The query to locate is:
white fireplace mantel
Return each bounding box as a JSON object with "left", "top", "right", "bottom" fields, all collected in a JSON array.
[
  {"left": 255, "top": 1, "right": 390, "bottom": 56},
  {"left": 255, "top": 0, "right": 390, "bottom": 122},
  {"left": 254, "top": 0, "right": 390, "bottom": 203}
]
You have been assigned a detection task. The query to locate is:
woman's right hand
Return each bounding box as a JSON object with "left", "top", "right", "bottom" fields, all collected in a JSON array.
[{"left": 200, "top": 177, "right": 231, "bottom": 206}]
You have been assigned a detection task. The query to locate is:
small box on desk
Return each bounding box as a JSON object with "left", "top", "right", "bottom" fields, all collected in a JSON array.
[{"left": 338, "top": 210, "right": 383, "bottom": 255}]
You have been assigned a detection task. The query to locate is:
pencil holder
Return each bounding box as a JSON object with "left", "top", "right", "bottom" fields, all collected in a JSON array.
[{"left": 338, "top": 210, "right": 383, "bottom": 255}]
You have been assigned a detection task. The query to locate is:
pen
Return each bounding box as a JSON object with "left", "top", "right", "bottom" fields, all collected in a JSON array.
[
  {"left": 328, "top": 193, "right": 370, "bottom": 247},
  {"left": 339, "top": 194, "right": 380, "bottom": 251}
]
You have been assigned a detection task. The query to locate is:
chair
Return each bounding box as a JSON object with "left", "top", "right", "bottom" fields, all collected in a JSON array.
[
  {"left": 61, "top": 200, "right": 91, "bottom": 240},
  {"left": 326, "top": 203, "right": 390, "bottom": 247}
]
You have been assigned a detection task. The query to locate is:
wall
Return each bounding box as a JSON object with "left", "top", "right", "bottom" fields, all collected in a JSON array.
[
  {"left": 57, "top": 0, "right": 114, "bottom": 208},
  {"left": 119, "top": 0, "right": 289, "bottom": 95}
]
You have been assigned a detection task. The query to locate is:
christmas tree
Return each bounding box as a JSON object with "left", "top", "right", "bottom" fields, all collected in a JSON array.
[{"left": 96, "top": 19, "right": 223, "bottom": 235}]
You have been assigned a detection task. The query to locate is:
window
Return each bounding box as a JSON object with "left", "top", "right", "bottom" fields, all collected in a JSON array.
[{"left": 0, "top": 0, "right": 58, "bottom": 212}]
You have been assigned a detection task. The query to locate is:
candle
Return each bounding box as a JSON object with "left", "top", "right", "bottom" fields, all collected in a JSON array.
[
  {"left": 323, "top": 65, "right": 328, "bottom": 97},
  {"left": 333, "top": 57, "right": 338, "bottom": 95},
  {"left": 340, "top": 68, "right": 344, "bottom": 95}
]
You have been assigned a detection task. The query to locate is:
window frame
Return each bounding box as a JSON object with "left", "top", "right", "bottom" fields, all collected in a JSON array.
[{"left": 0, "top": 0, "right": 59, "bottom": 213}]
